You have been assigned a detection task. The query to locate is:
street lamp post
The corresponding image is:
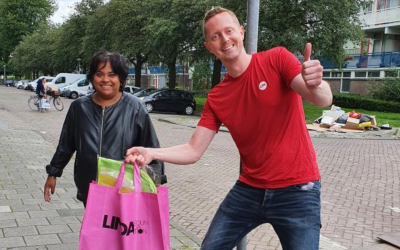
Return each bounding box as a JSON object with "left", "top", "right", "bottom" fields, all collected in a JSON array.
[
  {"left": 3, "top": 65, "right": 5, "bottom": 85},
  {"left": 77, "top": 58, "right": 81, "bottom": 73},
  {"left": 237, "top": 1, "right": 259, "bottom": 249}
]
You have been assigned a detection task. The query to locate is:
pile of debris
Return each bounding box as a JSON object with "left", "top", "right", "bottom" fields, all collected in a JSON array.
[{"left": 309, "top": 105, "right": 387, "bottom": 133}]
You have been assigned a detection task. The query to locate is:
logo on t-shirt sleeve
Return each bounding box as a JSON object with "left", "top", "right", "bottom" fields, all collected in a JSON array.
[{"left": 259, "top": 81, "right": 267, "bottom": 91}]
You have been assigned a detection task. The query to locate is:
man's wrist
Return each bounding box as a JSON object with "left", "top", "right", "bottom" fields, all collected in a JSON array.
[{"left": 48, "top": 175, "right": 57, "bottom": 180}]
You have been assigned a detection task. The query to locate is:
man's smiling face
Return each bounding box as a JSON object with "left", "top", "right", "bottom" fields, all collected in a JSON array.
[{"left": 204, "top": 12, "right": 245, "bottom": 63}]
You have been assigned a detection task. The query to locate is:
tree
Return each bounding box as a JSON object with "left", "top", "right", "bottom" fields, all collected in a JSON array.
[
  {"left": 53, "top": 0, "right": 105, "bottom": 73},
  {"left": 0, "top": 0, "right": 55, "bottom": 62},
  {"left": 143, "top": 0, "right": 209, "bottom": 89},
  {"left": 13, "top": 24, "right": 58, "bottom": 78},
  {"left": 108, "top": 0, "right": 151, "bottom": 87},
  {"left": 82, "top": 4, "right": 114, "bottom": 63},
  {"left": 258, "top": 0, "right": 373, "bottom": 67}
]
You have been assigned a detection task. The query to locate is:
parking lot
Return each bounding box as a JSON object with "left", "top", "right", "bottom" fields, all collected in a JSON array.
[{"left": 0, "top": 85, "right": 400, "bottom": 249}]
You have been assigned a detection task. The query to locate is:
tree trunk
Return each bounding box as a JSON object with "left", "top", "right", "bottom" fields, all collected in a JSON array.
[
  {"left": 167, "top": 59, "right": 176, "bottom": 89},
  {"left": 132, "top": 53, "right": 147, "bottom": 88},
  {"left": 211, "top": 59, "right": 222, "bottom": 88}
]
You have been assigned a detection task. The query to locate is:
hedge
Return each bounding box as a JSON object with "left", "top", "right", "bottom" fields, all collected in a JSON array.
[{"left": 332, "top": 93, "right": 400, "bottom": 113}]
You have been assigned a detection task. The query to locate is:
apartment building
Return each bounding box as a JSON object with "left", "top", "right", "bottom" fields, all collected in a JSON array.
[{"left": 325, "top": 0, "right": 400, "bottom": 95}]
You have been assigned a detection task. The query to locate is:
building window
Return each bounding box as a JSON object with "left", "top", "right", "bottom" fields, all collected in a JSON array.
[
  {"left": 343, "top": 72, "right": 351, "bottom": 77},
  {"left": 387, "top": 0, "right": 400, "bottom": 8},
  {"left": 341, "top": 79, "right": 350, "bottom": 92},
  {"left": 355, "top": 71, "right": 367, "bottom": 77},
  {"left": 377, "top": 0, "right": 386, "bottom": 10},
  {"left": 323, "top": 72, "right": 331, "bottom": 78},
  {"left": 332, "top": 72, "right": 342, "bottom": 77},
  {"left": 368, "top": 71, "right": 380, "bottom": 77}
]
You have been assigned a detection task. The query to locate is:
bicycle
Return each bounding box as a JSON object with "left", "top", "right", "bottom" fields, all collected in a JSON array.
[{"left": 28, "top": 91, "right": 64, "bottom": 111}]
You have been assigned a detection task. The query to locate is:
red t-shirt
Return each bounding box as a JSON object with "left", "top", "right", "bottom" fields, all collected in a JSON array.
[{"left": 198, "top": 47, "right": 320, "bottom": 189}]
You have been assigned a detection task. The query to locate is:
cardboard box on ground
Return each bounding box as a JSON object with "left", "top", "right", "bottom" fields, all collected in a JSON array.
[{"left": 314, "top": 105, "right": 378, "bottom": 132}]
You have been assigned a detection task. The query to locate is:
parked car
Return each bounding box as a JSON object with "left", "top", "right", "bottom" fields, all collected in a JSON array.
[
  {"left": 142, "top": 89, "right": 196, "bottom": 115},
  {"left": 124, "top": 85, "right": 141, "bottom": 94},
  {"left": 86, "top": 85, "right": 94, "bottom": 95},
  {"left": 5, "top": 80, "right": 14, "bottom": 87},
  {"left": 14, "top": 80, "right": 22, "bottom": 88},
  {"left": 62, "top": 77, "right": 90, "bottom": 99},
  {"left": 27, "top": 76, "right": 55, "bottom": 91},
  {"left": 47, "top": 73, "right": 86, "bottom": 91},
  {"left": 133, "top": 88, "right": 158, "bottom": 98},
  {"left": 15, "top": 80, "right": 29, "bottom": 89}
]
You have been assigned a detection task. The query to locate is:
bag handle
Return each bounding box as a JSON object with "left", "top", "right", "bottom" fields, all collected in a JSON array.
[{"left": 115, "top": 161, "right": 142, "bottom": 192}]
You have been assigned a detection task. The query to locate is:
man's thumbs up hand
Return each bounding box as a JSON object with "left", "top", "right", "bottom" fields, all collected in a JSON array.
[{"left": 302, "top": 43, "right": 323, "bottom": 89}]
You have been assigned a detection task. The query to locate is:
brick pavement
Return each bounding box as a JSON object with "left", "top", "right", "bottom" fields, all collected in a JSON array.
[
  {"left": 0, "top": 85, "right": 400, "bottom": 249},
  {"left": 0, "top": 86, "right": 200, "bottom": 250}
]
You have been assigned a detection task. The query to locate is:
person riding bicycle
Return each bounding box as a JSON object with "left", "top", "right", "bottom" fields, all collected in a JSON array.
[{"left": 35, "top": 78, "right": 46, "bottom": 112}]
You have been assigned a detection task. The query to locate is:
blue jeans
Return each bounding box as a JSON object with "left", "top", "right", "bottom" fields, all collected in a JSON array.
[
  {"left": 201, "top": 180, "right": 321, "bottom": 250},
  {"left": 37, "top": 95, "right": 43, "bottom": 111}
]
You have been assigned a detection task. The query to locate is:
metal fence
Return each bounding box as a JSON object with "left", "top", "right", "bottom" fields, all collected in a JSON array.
[{"left": 298, "top": 52, "right": 400, "bottom": 69}]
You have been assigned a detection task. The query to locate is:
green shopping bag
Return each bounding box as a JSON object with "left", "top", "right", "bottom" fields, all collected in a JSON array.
[{"left": 97, "top": 157, "right": 157, "bottom": 194}]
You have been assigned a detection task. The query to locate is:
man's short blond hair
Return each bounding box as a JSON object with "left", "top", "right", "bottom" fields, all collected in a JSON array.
[{"left": 203, "top": 6, "right": 241, "bottom": 40}]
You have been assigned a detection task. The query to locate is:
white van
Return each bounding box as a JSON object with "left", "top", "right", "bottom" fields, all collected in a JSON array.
[
  {"left": 62, "top": 77, "right": 91, "bottom": 99},
  {"left": 27, "top": 76, "right": 55, "bottom": 91},
  {"left": 47, "top": 73, "right": 86, "bottom": 90}
]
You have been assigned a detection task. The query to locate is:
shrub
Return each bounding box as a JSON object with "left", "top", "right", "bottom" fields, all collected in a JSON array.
[
  {"left": 368, "top": 78, "right": 400, "bottom": 103},
  {"left": 333, "top": 93, "right": 400, "bottom": 113},
  {"left": 192, "top": 61, "right": 212, "bottom": 92}
]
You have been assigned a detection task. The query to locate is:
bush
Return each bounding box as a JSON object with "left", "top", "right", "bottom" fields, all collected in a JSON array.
[
  {"left": 192, "top": 61, "right": 212, "bottom": 92},
  {"left": 368, "top": 78, "right": 400, "bottom": 103},
  {"left": 333, "top": 93, "right": 400, "bottom": 113}
]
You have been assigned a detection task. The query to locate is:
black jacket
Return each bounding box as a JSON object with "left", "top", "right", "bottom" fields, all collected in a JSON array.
[
  {"left": 36, "top": 80, "right": 44, "bottom": 95},
  {"left": 46, "top": 92, "right": 165, "bottom": 202}
]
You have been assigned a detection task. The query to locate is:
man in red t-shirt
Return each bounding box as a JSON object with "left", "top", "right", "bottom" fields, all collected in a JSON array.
[{"left": 127, "top": 6, "right": 332, "bottom": 250}]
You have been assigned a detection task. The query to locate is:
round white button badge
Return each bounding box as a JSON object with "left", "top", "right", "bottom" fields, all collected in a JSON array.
[{"left": 259, "top": 81, "right": 267, "bottom": 90}]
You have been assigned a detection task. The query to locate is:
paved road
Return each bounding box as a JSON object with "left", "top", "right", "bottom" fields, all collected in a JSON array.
[{"left": 0, "top": 85, "right": 399, "bottom": 249}]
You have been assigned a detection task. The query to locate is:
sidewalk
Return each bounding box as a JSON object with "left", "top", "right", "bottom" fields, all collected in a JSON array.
[
  {"left": 1, "top": 86, "right": 400, "bottom": 249},
  {"left": 0, "top": 104, "right": 201, "bottom": 249}
]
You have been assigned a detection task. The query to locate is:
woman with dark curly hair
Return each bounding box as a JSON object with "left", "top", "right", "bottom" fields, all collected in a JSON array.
[{"left": 44, "top": 51, "right": 165, "bottom": 207}]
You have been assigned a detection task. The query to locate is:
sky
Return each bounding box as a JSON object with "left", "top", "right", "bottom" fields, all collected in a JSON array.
[
  {"left": 50, "top": 0, "right": 109, "bottom": 24},
  {"left": 50, "top": 0, "right": 81, "bottom": 24}
]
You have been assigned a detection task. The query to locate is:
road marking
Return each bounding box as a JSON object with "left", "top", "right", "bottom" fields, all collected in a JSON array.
[
  {"left": 388, "top": 206, "right": 400, "bottom": 213},
  {"left": 320, "top": 235, "right": 348, "bottom": 250},
  {"left": 0, "top": 206, "right": 12, "bottom": 213},
  {"left": 26, "top": 165, "right": 44, "bottom": 170}
]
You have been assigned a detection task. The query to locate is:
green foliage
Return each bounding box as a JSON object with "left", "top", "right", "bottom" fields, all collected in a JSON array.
[
  {"left": 332, "top": 93, "right": 400, "bottom": 113},
  {"left": 194, "top": 97, "right": 207, "bottom": 114},
  {"left": 258, "top": 0, "right": 371, "bottom": 67},
  {"left": 142, "top": 0, "right": 211, "bottom": 88},
  {"left": 12, "top": 24, "right": 58, "bottom": 77},
  {"left": 6, "top": 0, "right": 374, "bottom": 83},
  {"left": 53, "top": 0, "right": 105, "bottom": 73},
  {"left": 368, "top": 78, "right": 400, "bottom": 103},
  {"left": 192, "top": 61, "right": 212, "bottom": 91},
  {"left": 0, "top": 0, "right": 55, "bottom": 62},
  {"left": 82, "top": 4, "right": 113, "bottom": 61}
]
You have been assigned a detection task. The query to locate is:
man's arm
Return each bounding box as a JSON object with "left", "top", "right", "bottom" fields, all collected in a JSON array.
[
  {"left": 290, "top": 43, "right": 332, "bottom": 108},
  {"left": 126, "top": 126, "right": 217, "bottom": 166},
  {"left": 290, "top": 74, "right": 332, "bottom": 107}
]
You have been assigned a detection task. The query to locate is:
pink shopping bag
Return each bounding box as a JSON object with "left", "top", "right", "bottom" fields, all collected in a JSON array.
[{"left": 79, "top": 161, "right": 169, "bottom": 250}]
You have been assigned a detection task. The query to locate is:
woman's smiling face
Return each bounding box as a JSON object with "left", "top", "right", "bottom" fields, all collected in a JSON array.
[{"left": 93, "top": 61, "right": 121, "bottom": 99}]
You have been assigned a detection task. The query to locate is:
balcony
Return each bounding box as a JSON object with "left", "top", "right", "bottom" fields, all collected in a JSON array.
[
  {"left": 360, "top": 7, "right": 400, "bottom": 29},
  {"left": 298, "top": 52, "right": 400, "bottom": 69}
]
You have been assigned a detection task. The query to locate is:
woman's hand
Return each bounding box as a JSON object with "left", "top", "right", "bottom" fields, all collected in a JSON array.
[{"left": 44, "top": 176, "right": 56, "bottom": 202}]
